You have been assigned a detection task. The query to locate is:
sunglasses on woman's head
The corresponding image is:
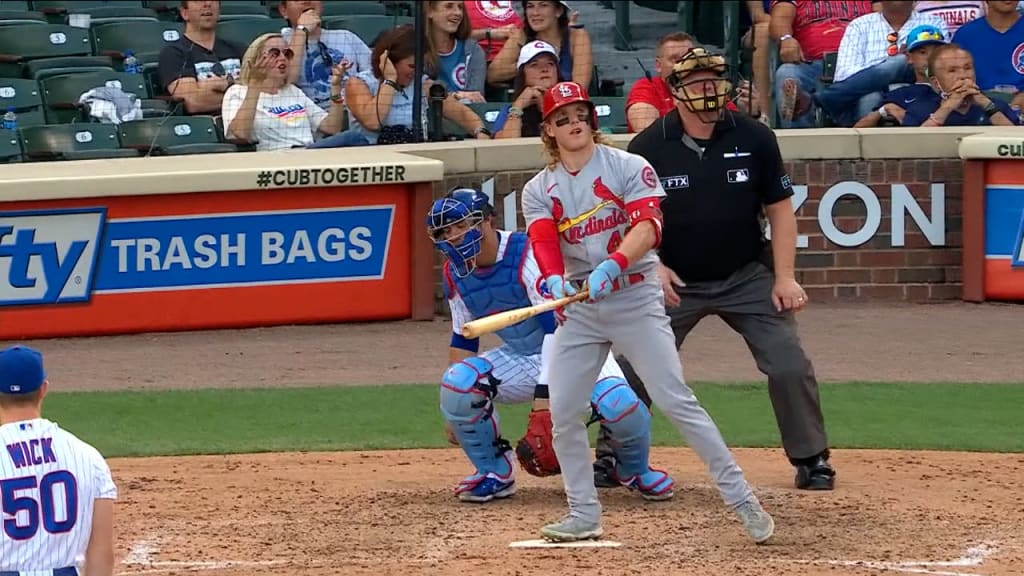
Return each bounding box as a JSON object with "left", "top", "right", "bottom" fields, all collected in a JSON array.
[{"left": 265, "top": 47, "right": 295, "bottom": 60}]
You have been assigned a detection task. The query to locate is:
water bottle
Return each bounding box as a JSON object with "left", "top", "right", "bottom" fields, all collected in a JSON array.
[
  {"left": 2, "top": 107, "right": 15, "bottom": 131},
  {"left": 123, "top": 50, "right": 141, "bottom": 74}
]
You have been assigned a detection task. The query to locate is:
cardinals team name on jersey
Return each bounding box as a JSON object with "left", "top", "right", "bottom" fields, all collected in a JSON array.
[{"left": 6, "top": 437, "right": 57, "bottom": 468}]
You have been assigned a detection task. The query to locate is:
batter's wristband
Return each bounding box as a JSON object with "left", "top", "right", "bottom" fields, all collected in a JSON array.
[{"left": 609, "top": 251, "right": 629, "bottom": 271}]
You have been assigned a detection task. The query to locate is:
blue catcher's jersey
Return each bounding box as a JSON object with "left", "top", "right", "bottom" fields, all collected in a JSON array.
[{"left": 444, "top": 231, "right": 551, "bottom": 356}]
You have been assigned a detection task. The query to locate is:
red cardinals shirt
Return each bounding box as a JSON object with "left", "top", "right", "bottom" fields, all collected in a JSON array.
[
  {"left": 466, "top": 1, "right": 523, "bottom": 61},
  {"left": 770, "top": 0, "right": 875, "bottom": 62},
  {"left": 626, "top": 76, "right": 739, "bottom": 133}
]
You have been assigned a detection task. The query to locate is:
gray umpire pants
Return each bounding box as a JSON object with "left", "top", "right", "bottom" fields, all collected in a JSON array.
[{"left": 597, "top": 260, "right": 829, "bottom": 465}]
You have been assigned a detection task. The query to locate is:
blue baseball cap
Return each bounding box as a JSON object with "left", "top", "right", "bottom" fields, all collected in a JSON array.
[
  {"left": 906, "top": 25, "right": 945, "bottom": 52},
  {"left": 0, "top": 345, "right": 46, "bottom": 395}
]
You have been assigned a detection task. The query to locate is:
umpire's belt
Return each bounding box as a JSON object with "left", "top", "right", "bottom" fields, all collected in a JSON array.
[
  {"left": 0, "top": 568, "right": 78, "bottom": 576},
  {"left": 571, "top": 273, "right": 645, "bottom": 292}
]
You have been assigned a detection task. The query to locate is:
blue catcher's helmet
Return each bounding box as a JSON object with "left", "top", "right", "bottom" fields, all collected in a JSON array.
[{"left": 425, "top": 188, "right": 494, "bottom": 277}]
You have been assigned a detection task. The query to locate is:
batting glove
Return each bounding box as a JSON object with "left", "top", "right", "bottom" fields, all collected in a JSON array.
[
  {"left": 544, "top": 275, "right": 576, "bottom": 300},
  {"left": 587, "top": 258, "right": 622, "bottom": 301}
]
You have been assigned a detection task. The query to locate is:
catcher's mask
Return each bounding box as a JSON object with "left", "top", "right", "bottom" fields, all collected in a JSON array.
[
  {"left": 425, "top": 188, "right": 493, "bottom": 277},
  {"left": 665, "top": 47, "right": 732, "bottom": 122}
]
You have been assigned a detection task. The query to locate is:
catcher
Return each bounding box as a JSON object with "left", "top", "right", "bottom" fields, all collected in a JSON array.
[{"left": 429, "top": 187, "right": 675, "bottom": 503}]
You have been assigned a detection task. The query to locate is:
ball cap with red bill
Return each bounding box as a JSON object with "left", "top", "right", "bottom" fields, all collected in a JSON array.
[{"left": 0, "top": 345, "right": 46, "bottom": 395}]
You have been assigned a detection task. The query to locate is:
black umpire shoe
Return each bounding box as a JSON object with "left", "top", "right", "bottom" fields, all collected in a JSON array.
[
  {"left": 795, "top": 455, "right": 836, "bottom": 490},
  {"left": 593, "top": 460, "right": 620, "bottom": 488}
]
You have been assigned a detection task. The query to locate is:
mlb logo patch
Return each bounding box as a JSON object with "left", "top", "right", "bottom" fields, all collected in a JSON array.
[
  {"left": 727, "top": 169, "right": 749, "bottom": 183},
  {"left": 780, "top": 174, "right": 792, "bottom": 190}
]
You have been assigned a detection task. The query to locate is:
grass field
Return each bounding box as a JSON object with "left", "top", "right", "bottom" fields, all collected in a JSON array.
[{"left": 43, "top": 381, "right": 1024, "bottom": 458}]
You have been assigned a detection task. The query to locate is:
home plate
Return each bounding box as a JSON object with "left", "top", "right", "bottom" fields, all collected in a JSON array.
[{"left": 509, "top": 539, "right": 623, "bottom": 548}]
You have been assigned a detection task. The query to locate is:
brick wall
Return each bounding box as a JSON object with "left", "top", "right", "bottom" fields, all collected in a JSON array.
[{"left": 432, "top": 158, "right": 963, "bottom": 313}]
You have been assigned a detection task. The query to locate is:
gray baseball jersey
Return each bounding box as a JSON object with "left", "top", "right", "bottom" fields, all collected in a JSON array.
[{"left": 521, "top": 144, "right": 665, "bottom": 281}]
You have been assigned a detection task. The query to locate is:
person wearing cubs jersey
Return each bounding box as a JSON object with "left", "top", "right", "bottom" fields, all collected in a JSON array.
[
  {"left": 429, "top": 187, "right": 675, "bottom": 504},
  {"left": 520, "top": 80, "right": 775, "bottom": 544},
  {"left": 0, "top": 345, "right": 116, "bottom": 576}
]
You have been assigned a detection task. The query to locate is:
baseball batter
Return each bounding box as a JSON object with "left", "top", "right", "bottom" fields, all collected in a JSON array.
[
  {"left": 429, "top": 187, "right": 675, "bottom": 504},
  {"left": 520, "top": 81, "right": 775, "bottom": 543},
  {"left": 0, "top": 345, "right": 117, "bottom": 576}
]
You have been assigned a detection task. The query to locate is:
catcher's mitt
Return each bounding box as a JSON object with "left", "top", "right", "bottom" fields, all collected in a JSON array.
[{"left": 516, "top": 409, "right": 561, "bottom": 477}]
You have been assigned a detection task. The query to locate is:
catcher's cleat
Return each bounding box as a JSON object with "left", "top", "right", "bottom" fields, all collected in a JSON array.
[
  {"left": 593, "top": 461, "right": 619, "bottom": 489},
  {"left": 458, "top": 477, "right": 516, "bottom": 503},
  {"left": 612, "top": 468, "right": 675, "bottom": 501},
  {"left": 540, "top": 515, "right": 603, "bottom": 542}
]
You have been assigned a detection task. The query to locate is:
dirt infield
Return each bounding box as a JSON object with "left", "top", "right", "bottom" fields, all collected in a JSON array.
[{"left": 14, "top": 302, "right": 1024, "bottom": 575}]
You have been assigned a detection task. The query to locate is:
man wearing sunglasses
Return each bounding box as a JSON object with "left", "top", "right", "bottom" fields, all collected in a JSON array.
[
  {"left": 814, "top": 0, "right": 948, "bottom": 126},
  {"left": 279, "top": 0, "right": 373, "bottom": 111}
]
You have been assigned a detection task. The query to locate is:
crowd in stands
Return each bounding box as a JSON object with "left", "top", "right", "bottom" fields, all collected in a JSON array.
[{"left": 1, "top": 0, "right": 1022, "bottom": 162}]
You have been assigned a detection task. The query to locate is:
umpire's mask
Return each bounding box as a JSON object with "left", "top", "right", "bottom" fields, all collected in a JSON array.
[{"left": 665, "top": 47, "right": 732, "bottom": 122}]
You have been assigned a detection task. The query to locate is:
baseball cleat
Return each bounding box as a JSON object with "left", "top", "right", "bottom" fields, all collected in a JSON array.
[
  {"left": 457, "top": 477, "right": 516, "bottom": 503},
  {"left": 592, "top": 461, "right": 620, "bottom": 489},
  {"left": 795, "top": 456, "right": 836, "bottom": 491},
  {"left": 613, "top": 468, "right": 676, "bottom": 501},
  {"left": 734, "top": 496, "right": 775, "bottom": 544},
  {"left": 540, "top": 515, "right": 603, "bottom": 542}
]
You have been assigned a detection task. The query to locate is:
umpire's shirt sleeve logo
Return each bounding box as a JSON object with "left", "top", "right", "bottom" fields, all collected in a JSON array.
[{"left": 661, "top": 175, "right": 689, "bottom": 189}]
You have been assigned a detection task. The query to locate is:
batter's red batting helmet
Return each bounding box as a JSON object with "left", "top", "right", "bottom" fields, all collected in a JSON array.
[{"left": 542, "top": 81, "right": 597, "bottom": 129}]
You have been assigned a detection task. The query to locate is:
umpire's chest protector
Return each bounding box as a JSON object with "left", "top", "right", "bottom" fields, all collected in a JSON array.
[{"left": 446, "top": 232, "right": 548, "bottom": 356}]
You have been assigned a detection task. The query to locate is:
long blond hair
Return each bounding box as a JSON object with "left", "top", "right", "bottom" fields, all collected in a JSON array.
[
  {"left": 240, "top": 33, "right": 284, "bottom": 85},
  {"left": 541, "top": 127, "right": 612, "bottom": 169}
]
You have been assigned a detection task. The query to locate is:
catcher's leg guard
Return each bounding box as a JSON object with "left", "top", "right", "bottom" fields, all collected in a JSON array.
[
  {"left": 440, "top": 356, "right": 516, "bottom": 502},
  {"left": 590, "top": 376, "right": 675, "bottom": 501}
]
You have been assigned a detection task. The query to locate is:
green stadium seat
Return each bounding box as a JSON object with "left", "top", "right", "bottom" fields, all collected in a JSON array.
[
  {"left": 0, "top": 24, "right": 101, "bottom": 78},
  {"left": 118, "top": 116, "right": 237, "bottom": 155},
  {"left": 25, "top": 56, "right": 115, "bottom": 83},
  {"left": 91, "top": 20, "right": 184, "bottom": 69},
  {"left": 590, "top": 96, "right": 628, "bottom": 134},
  {"left": 73, "top": 6, "right": 160, "bottom": 26},
  {"left": 0, "top": 10, "right": 46, "bottom": 26},
  {"left": 0, "top": 128, "right": 22, "bottom": 162},
  {"left": 31, "top": 1, "right": 145, "bottom": 24},
  {"left": 218, "top": 2, "right": 270, "bottom": 21},
  {"left": 380, "top": 1, "right": 415, "bottom": 16},
  {"left": 41, "top": 70, "right": 166, "bottom": 123},
  {"left": 216, "top": 18, "right": 284, "bottom": 50},
  {"left": 323, "top": 15, "right": 413, "bottom": 46},
  {"left": 0, "top": 77, "right": 46, "bottom": 127},
  {"left": 19, "top": 122, "right": 140, "bottom": 160},
  {"left": 0, "top": 1, "right": 31, "bottom": 10},
  {"left": 321, "top": 2, "right": 387, "bottom": 17}
]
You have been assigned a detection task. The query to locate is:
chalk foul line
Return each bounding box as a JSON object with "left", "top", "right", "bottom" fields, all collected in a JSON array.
[
  {"left": 771, "top": 542, "right": 999, "bottom": 576},
  {"left": 121, "top": 538, "right": 290, "bottom": 574}
]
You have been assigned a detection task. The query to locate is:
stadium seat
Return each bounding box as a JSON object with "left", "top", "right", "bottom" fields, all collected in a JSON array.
[
  {"left": 25, "top": 56, "right": 115, "bottom": 83},
  {"left": 118, "top": 116, "right": 238, "bottom": 155},
  {"left": 0, "top": 128, "right": 22, "bottom": 162},
  {"left": 41, "top": 70, "right": 168, "bottom": 123},
  {"left": 0, "top": 24, "right": 102, "bottom": 78},
  {"left": 0, "top": 10, "right": 46, "bottom": 26},
  {"left": 467, "top": 102, "right": 509, "bottom": 133},
  {"left": 19, "top": 123, "right": 140, "bottom": 160},
  {"left": 31, "top": 1, "right": 145, "bottom": 24},
  {"left": 380, "top": 1, "right": 414, "bottom": 16},
  {"left": 323, "top": 15, "right": 413, "bottom": 46},
  {"left": 321, "top": 2, "right": 387, "bottom": 17},
  {"left": 0, "top": 1, "right": 31, "bottom": 10},
  {"left": 72, "top": 6, "right": 160, "bottom": 26},
  {"left": 0, "top": 77, "right": 47, "bottom": 127},
  {"left": 216, "top": 18, "right": 283, "bottom": 50},
  {"left": 218, "top": 2, "right": 270, "bottom": 21},
  {"left": 590, "top": 96, "right": 629, "bottom": 134},
  {"left": 91, "top": 20, "right": 184, "bottom": 69}
]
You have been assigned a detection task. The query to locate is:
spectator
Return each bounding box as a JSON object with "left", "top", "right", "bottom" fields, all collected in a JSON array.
[
  {"left": 279, "top": 0, "right": 372, "bottom": 110},
  {"left": 158, "top": 0, "right": 243, "bottom": 115},
  {"left": 425, "top": 1, "right": 487, "bottom": 103},
  {"left": 344, "top": 25, "right": 491, "bottom": 145},
  {"left": 903, "top": 42, "right": 1021, "bottom": 124},
  {"left": 221, "top": 34, "right": 346, "bottom": 151},
  {"left": 487, "top": 1, "right": 592, "bottom": 90},
  {"left": 466, "top": 0, "right": 523, "bottom": 64},
  {"left": 626, "top": 33, "right": 762, "bottom": 133},
  {"left": 770, "top": 0, "right": 877, "bottom": 128},
  {"left": 952, "top": 0, "right": 1024, "bottom": 110},
  {"left": 744, "top": 1, "right": 773, "bottom": 121},
  {"left": 854, "top": 23, "right": 947, "bottom": 126},
  {"left": 813, "top": 0, "right": 948, "bottom": 126},
  {"left": 493, "top": 40, "right": 562, "bottom": 138},
  {"left": 915, "top": 0, "right": 986, "bottom": 34}
]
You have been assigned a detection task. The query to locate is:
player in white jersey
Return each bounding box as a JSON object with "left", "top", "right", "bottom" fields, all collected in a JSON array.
[
  {"left": 0, "top": 345, "right": 116, "bottom": 576},
  {"left": 430, "top": 188, "right": 675, "bottom": 503},
  {"left": 519, "top": 81, "right": 775, "bottom": 543}
]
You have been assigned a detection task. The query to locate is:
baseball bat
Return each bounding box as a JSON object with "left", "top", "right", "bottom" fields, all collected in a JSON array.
[{"left": 461, "top": 291, "right": 589, "bottom": 339}]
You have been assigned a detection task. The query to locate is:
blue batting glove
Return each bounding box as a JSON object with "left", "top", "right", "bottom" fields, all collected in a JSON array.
[
  {"left": 544, "top": 275, "right": 576, "bottom": 300},
  {"left": 587, "top": 258, "right": 623, "bottom": 301}
]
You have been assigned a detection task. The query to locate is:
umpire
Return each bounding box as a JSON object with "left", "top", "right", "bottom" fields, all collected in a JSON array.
[{"left": 611, "top": 47, "right": 836, "bottom": 491}]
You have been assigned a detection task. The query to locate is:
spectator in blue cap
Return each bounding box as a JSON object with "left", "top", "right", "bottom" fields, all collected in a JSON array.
[{"left": 855, "top": 23, "right": 947, "bottom": 126}]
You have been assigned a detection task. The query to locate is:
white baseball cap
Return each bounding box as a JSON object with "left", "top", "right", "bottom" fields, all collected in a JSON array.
[{"left": 517, "top": 40, "right": 559, "bottom": 69}]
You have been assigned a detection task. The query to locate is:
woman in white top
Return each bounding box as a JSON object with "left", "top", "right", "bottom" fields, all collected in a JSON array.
[{"left": 222, "top": 33, "right": 346, "bottom": 151}]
